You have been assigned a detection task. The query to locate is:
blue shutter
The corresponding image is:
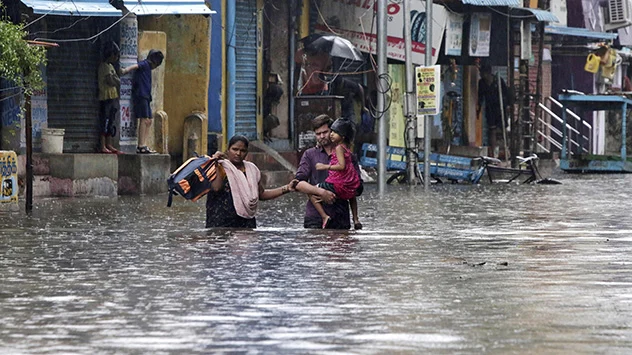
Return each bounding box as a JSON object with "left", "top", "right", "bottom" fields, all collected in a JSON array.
[{"left": 234, "top": 0, "right": 258, "bottom": 139}]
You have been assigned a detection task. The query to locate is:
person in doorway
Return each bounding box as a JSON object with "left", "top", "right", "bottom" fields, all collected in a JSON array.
[
  {"left": 294, "top": 114, "right": 363, "bottom": 230},
  {"left": 206, "top": 135, "right": 297, "bottom": 228},
  {"left": 295, "top": 35, "right": 332, "bottom": 95},
  {"left": 623, "top": 65, "right": 632, "bottom": 92},
  {"left": 309, "top": 118, "right": 361, "bottom": 229},
  {"left": 355, "top": 89, "right": 377, "bottom": 156},
  {"left": 97, "top": 41, "right": 121, "bottom": 154},
  {"left": 477, "top": 63, "right": 509, "bottom": 157},
  {"left": 121, "top": 49, "right": 164, "bottom": 154},
  {"left": 330, "top": 76, "right": 366, "bottom": 123}
]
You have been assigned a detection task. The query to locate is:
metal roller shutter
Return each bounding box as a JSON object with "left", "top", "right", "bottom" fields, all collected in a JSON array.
[
  {"left": 234, "top": 0, "right": 258, "bottom": 139},
  {"left": 46, "top": 16, "right": 118, "bottom": 153}
]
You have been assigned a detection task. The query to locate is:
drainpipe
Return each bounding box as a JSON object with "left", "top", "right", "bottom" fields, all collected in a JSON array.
[
  {"left": 227, "top": 0, "right": 236, "bottom": 139},
  {"left": 25, "top": 95, "right": 33, "bottom": 213},
  {"left": 403, "top": 0, "right": 417, "bottom": 185},
  {"left": 423, "top": 0, "right": 432, "bottom": 189},
  {"left": 289, "top": 1, "right": 297, "bottom": 149}
]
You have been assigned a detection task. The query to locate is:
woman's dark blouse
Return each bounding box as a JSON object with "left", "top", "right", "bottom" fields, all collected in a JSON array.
[{"left": 205, "top": 165, "right": 257, "bottom": 228}]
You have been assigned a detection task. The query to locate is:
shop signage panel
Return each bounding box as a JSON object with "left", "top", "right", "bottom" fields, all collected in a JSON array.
[{"left": 313, "top": 0, "right": 448, "bottom": 65}]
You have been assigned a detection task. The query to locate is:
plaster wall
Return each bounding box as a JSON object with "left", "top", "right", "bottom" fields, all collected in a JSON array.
[
  {"left": 138, "top": 15, "right": 210, "bottom": 156},
  {"left": 266, "top": 0, "right": 290, "bottom": 140}
]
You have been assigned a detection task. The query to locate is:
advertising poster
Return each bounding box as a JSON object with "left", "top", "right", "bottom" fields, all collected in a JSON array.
[
  {"left": 0, "top": 151, "right": 18, "bottom": 208},
  {"left": 21, "top": 67, "right": 47, "bottom": 150},
  {"left": 416, "top": 66, "right": 441, "bottom": 116},
  {"left": 313, "top": 1, "right": 448, "bottom": 65},
  {"left": 469, "top": 13, "right": 491, "bottom": 57},
  {"left": 388, "top": 64, "right": 406, "bottom": 148},
  {"left": 119, "top": 60, "right": 136, "bottom": 142},
  {"left": 119, "top": 16, "right": 138, "bottom": 142},
  {"left": 445, "top": 12, "right": 464, "bottom": 56}
]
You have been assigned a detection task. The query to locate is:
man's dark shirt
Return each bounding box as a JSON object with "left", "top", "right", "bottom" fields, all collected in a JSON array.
[
  {"left": 132, "top": 59, "right": 152, "bottom": 101},
  {"left": 478, "top": 75, "right": 508, "bottom": 128},
  {"left": 332, "top": 77, "right": 363, "bottom": 121},
  {"left": 295, "top": 145, "right": 361, "bottom": 229}
]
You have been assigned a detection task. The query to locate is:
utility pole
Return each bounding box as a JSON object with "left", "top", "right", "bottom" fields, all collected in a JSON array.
[
  {"left": 423, "top": 0, "right": 432, "bottom": 189},
  {"left": 403, "top": 0, "right": 417, "bottom": 185},
  {"left": 533, "top": 0, "right": 549, "bottom": 155},
  {"left": 25, "top": 95, "right": 33, "bottom": 213},
  {"left": 518, "top": 20, "right": 531, "bottom": 159},
  {"left": 377, "top": 0, "right": 387, "bottom": 196}
]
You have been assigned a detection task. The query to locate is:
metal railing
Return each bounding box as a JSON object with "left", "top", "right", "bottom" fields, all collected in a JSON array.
[{"left": 532, "top": 97, "right": 592, "bottom": 155}]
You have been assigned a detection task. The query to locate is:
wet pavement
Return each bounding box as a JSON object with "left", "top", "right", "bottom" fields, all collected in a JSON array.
[{"left": 1, "top": 173, "right": 632, "bottom": 353}]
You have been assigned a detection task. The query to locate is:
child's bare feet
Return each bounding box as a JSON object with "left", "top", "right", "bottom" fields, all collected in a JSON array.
[
  {"left": 106, "top": 145, "right": 119, "bottom": 153},
  {"left": 322, "top": 216, "right": 331, "bottom": 229}
]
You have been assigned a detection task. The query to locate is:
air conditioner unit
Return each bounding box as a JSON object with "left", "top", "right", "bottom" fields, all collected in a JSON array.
[{"left": 604, "top": 0, "right": 632, "bottom": 31}]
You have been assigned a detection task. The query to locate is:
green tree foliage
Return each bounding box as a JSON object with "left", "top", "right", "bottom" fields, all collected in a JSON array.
[{"left": 0, "top": 19, "right": 47, "bottom": 95}]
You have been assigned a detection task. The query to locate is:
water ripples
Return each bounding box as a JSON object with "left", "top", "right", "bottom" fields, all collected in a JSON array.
[{"left": 1, "top": 174, "right": 632, "bottom": 353}]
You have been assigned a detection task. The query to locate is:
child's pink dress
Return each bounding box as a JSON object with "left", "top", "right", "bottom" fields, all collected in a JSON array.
[{"left": 325, "top": 145, "right": 360, "bottom": 200}]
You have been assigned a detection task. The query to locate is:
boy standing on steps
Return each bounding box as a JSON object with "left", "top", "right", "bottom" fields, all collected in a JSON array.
[
  {"left": 98, "top": 41, "right": 121, "bottom": 154},
  {"left": 121, "top": 49, "right": 164, "bottom": 154}
]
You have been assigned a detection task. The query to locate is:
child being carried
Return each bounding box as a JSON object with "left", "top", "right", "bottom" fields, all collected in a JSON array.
[{"left": 311, "top": 118, "right": 362, "bottom": 229}]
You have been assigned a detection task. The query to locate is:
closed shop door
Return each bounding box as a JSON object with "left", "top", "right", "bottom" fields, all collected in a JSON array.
[
  {"left": 46, "top": 16, "right": 118, "bottom": 153},
  {"left": 234, "top": 0, "right": 258, "bottom": 139}
]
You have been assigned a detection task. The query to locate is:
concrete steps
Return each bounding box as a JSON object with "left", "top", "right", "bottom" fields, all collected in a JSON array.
[
  {"left": 248, "top": 141, "right": 298, "bottom": 188},
  {"left": 19, "top": 153, "right": 170, "bottom": 197},
  {"left": 16, "top": 141, "right": 298, "bottom": 196}
]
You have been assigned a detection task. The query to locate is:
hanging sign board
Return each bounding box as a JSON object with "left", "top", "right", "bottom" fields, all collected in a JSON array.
[
  {"left": 416, "top": 65, "right": 441, "bottom": 117},
  {"left": 312, "top": 1, "right": 448, "bottom": 65},
  {"left": 469, "top": 13, "right": 491, "bottom": 57},
  {"left": 521, "top": 20, "right": 532, "bottom": 60},
  {"left": 445, "top": 12, "right": 464, "bottom": 56}
]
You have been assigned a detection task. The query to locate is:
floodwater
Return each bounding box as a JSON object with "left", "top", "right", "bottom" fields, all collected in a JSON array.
[{"left": 1, "top": 173, "right": 632, "bottom": 354}]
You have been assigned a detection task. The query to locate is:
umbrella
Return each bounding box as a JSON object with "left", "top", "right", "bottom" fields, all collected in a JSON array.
[{"left": 305, "top": 35, "right": 364, "bottom": 62}]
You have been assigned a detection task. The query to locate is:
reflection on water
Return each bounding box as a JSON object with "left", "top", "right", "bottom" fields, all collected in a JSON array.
[{"left": 1, "top": 174, "right": 632, "bottom": 353}]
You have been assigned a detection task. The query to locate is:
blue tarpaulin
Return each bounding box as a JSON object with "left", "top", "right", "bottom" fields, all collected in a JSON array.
[
  {"left": 21, "top": 0, "right": 121, "bottom": 16},
  {"left": 123, "top": 0, "right": 213, "bottom": 15},
  {"left": 545, "top": 26, "right": 618, "bottom": 40},
  {"left": 461, "top": 0, "right": 521, "bottom": 6},
  {"left": 20, "top": 0, "right": 214, "bottom": 16},
  {"left": 513, "top": 8, "right": 559, "bottom": 22}
]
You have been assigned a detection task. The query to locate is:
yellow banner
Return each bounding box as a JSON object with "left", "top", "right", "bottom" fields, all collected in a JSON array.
[{"left": 388, "top": 64, "right": 406, "bottom": 148}]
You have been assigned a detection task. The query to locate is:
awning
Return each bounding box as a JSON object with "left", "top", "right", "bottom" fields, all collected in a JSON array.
[
  {"left": 545, "top": 26, "right": 618, "bottom": 40},
  {"left": 20, "top": 0, "right": 215, "bottom": 16},
  {"left": 510, "top": 7, "right": 559, "bottom": 23},
  {"left": 123, "top": 0, "right": 214, "bottom": 15},
  {"left": 21, "top": 0, "right": 122, "bottom": 16},
  {"left": 461, "top": 0, "right": 521, "bottom": 5}
]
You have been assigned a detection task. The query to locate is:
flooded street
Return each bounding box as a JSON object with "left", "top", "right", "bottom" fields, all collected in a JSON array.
[{"left": 2, "top": 173, "right": 632, "bottom": 353}]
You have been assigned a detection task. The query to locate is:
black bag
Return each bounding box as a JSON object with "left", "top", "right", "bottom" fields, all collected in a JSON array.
[{"left": 167, "top": 155, "right": 217, "bottom": 207}]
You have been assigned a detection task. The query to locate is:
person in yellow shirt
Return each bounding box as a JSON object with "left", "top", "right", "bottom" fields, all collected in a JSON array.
[{"left": 98, "top": 42, "right": 121, "bottom": 154}]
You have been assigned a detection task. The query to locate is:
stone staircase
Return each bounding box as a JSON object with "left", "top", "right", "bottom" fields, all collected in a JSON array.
[{"left": 247, "top": 141, "right": 298, "bottom": 188}]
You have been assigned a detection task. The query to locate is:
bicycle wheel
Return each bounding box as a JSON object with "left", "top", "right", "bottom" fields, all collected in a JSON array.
[{"left": 387, "top": 171, "right": 408, "bottom": 184}]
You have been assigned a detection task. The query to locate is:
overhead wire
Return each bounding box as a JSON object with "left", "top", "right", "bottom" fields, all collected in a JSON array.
[
  {"left": 357, "top": 0, "right": 391, "bottom": 119},
  {"left": 312, "top": 0, "right": 341, "bottom": 36},
  {"left": 27, "top": 16, "right": 90, "bottom": 38},
  {"left": 0, "top": 89, "right": 25, "bottom": 103},
  {"left": 0, "top": 86, "right": 22, "bottom": 93},
  {"left": 34, "top": 10, "right": 133, "bottom": 43},
  {"left": 23, "top": 0, "right": 70, "bottom": 28}
]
